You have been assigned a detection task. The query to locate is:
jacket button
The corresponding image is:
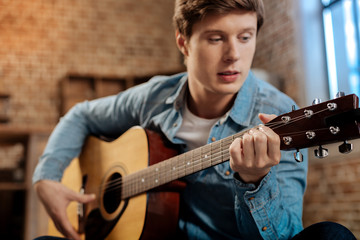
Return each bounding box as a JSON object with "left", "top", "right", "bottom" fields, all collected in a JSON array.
[
  {"left": 225, "top": 170, "right": 230, "bottom": 176},
  {"left": 211, "top": 137, "right": 216, "bottom": 142},
  {"left": 262, "top": 226, "right": 267, "bottom": 231}
]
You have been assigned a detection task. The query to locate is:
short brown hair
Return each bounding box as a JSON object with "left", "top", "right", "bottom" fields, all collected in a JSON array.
[{"left": 173, "top": 0, "right": 265, "bottom": 38}]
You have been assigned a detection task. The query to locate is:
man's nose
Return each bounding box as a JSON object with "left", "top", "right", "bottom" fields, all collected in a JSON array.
[{"left": 223, "top": 39, "right": 240, "bottom": 63}]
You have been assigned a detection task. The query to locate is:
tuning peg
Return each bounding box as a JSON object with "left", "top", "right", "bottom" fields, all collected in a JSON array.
[
  {"left": 312, "top": 98, "right": 322, "bottom": 105},
  {"left": 335, "top": 91, "right": 345, "bottom": 98},
  {"left": 294, "top": 149, "right": 303, "bottom": 162},
  {"left": 339, "top": 140, "right": 353, "bottom": 154},
  {"left": 314, "top": 145, "right": 329, "bottom": 158}
]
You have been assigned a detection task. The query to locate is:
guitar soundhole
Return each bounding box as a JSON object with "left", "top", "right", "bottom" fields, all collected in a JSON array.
[{"left": 103, "top": 172, "right": 122, "bottom": 214}]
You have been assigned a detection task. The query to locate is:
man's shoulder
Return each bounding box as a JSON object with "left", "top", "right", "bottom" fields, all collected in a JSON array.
[
  {"left": 147, "top": 72, "right": 187, "bottom": 87},
  {"left": 128, "top": 72, "right": 187, "bottom": 98},
  {"left": 252, "top": 76, "right": 297, "bottom": 115}
]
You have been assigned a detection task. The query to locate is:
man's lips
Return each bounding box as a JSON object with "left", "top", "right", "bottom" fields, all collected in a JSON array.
[
  {"left": 217, "top": 71, "right": 240, "bottom": 82},
  {"left": 218, "top": 71, "right": 239, "bottom": 76}
]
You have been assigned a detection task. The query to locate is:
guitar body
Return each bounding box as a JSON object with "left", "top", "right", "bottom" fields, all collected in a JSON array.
[{"left": 49, "top": 127, "right": 183, "bottom": 239}]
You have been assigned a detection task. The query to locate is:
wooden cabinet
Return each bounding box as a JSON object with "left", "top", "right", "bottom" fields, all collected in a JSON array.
[
  {"left": 59, "top": 74, "right": 145, "bottom": 116},
  {"left": 58, "top": 73, "right": 170, "bottom": 116},
  {"left": 0, "top": 126, "right": 50, "bottom": 240},
  {"left": 0, "top": 93, "right": 10, "bottom": 123}
]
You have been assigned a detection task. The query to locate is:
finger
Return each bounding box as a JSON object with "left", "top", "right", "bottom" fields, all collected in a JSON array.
[
  {"left": 251, "top": 129, "right": 268, "bottom": 165},
  {"left": 242, "top": 131, "right": 255, "bottom": 165},
  {"left": 229, "top": 138, "right": 243, "bottom": 171},
  {"left": 78, "top": 193, "right": 96, "bottom": 204},
  {"left": 258, "top": 126, "right": 281, "bottom": 162},
  {"left": 229, "top": 137, "right": 242, "bottom": 161},
  {"left": 55, "top": 210, "right": 82, "bottom": 240},
  {"left": 62, "top": 222, "right": 82, "bottom": 240},
  {"left": 67, "top": 189, "right": 96, "bottom": 204},
  {"left": 258, "top": 113, "right": 277, "bottom": 124}
]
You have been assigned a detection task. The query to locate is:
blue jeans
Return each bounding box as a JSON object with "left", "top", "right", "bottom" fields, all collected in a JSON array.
[
  {"left": 291, "top": 222, "right": 356, "bottom": 240},
  {"left": 34, "top": 221, "right": 356, "bottom": 240}
]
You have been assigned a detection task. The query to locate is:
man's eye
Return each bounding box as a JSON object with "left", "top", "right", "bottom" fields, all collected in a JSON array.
[
  {"left": 239, "top": 35, "right": 252, "bottom": 42},
  {"left": 209, "top": 37, "right": 222, "bottom": 42}
]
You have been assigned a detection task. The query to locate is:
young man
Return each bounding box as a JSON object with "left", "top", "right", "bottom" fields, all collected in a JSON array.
[{"left": 33, "top": 0, "right": 355, "bottom": 240}]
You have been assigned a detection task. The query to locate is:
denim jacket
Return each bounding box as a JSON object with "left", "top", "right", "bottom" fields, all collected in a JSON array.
[{"left": 33, "top": 72, "right": 308, "bottom": 240}]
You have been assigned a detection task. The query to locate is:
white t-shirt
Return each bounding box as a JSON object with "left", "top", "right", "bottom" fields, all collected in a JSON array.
[{"left": 175, "top": 103, "right": 221, "bottom": 150}]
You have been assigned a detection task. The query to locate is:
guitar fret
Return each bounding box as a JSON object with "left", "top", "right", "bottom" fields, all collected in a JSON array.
[
  {"left": 185, "top": 151, "right": 193, "bottom": 175},
  {"left": 210, "top": 141, "right": 219, "bottom": 165},
  {"left": 171, "top": 156, "right": 179, "bottom": 180},
  {"left": 122, "top": 130, "right": 245, "bottom": 199},
  {"left": 149, "top": 165, "right": 161, "bottom": 188},
  {"left": 159, "top": 160, "right": 168, "bottom": 185},
  {"left": 128, "top": 175, "right": 133, "bottom": 198},
  {"left": 160, "top": 161, "right": 169, "bottom": 186},
  {"left": 141, "top": 168, "right": 148, "bottom": 192},
  {"left": 178, "top": 153, "right": 186, "bottom": 178},
  {"left": 192, "top": 148, "right": 200, "bottom": 173},
  {"left": 207, "top": 144, "right": 213, "bottom": 168},
  {"left": 221, "top": 137, "right": 232, "bottom": 163}
]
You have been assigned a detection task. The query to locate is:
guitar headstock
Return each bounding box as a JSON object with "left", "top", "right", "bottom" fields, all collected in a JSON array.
[{"left": 267, "top": 94, "right": 360, "bottom": 160}]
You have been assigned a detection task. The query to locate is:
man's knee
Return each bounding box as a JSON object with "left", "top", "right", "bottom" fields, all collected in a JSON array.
[{"left": 292, "top": 221, "right": 356, "bottom": 240}]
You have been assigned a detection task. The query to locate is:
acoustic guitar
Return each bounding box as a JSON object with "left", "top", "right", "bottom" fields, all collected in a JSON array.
[{"left": 48, "top": 93, "right": 360, "bottom": 239}]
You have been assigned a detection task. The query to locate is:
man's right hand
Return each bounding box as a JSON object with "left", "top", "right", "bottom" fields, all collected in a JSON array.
[{"left": 34, "top": 180, "right": 96, "bottom": 240}]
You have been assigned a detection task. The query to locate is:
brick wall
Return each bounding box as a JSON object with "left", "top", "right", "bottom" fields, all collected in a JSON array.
[
  {"left": 303, "top": 144, "right": 360, "bottom": 238},
  {"left": 0, "top": 0, "right": 303, "bottom": 128},
  {"left": 0, "top": 0, "right": 182, "bottom": 129},
  {"left": 253, "top": 0, "right": 301, "bottom": 104}
]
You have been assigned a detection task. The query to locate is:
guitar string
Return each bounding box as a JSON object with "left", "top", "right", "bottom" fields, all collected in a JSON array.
[
  {"left": 94, "top": 106, "right": 332, "bottom": 198},
  {"left": 100, "top": 107, "right": 330, "bottom": 194},
  {"left": 96, "top": 129, "right": 331, "bottom": 201},
  {"left": 97, "top": 107, "right": 331, "bottom": 198},
  {"left": 101, "top": 127, "right": 330, "bottom": 199},
  {"left": 96, "top": 107, "right": 331, "bottom": 198}
]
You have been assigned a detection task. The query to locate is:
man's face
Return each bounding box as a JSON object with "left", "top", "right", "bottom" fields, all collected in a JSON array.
[{"left": 178, "top": 10, "right": 257, "bottom": 100}]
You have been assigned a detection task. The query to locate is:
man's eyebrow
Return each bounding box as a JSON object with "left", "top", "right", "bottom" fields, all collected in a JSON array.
[
  {"left": 203, "top": 30, "right": 223, "bottom": 34},
  {"left": 202, "top": 27, "right": 257, "bottom": 34}
]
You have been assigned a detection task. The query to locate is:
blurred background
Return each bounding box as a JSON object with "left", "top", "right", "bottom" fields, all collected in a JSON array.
[{"left": 0, "top": 0, "right": 359, "bottom": 239}]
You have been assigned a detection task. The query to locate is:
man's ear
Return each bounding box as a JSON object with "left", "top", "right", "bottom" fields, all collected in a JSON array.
[{"left": 175, "top": 31, "right": 189, "bottom": 56}]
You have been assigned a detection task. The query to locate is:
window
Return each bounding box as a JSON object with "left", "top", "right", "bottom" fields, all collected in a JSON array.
[{"left": 322, "top": 0, "right": 360, "bottom": 97}]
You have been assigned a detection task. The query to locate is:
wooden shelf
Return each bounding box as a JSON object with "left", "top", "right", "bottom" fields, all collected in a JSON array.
[
  {"left": 0, "top": 127, "right": 51, "bottom": 240},
  {"left": 59, "top": 74, "right": 135, "bottom": 115},
  {"left": 0, "top": 92, "right": 10, "bottom": 123},
  {"left": 0, "top": 182, "right": 27, "bottom": 190},
  {"left": 0, "top": 125, "right": 52, "bottom": 135},
  {"left": 58, "top": 72, "right": 179, "bottom": 116}
]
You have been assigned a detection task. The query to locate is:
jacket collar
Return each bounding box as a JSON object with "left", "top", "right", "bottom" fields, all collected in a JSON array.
[
  {"left": 229, "top": 71, "right": 258, "bottom": 127},
  {"left": 165, "top": 73, "right": 188, "bottom": 110},
  {"left": 165, "top": 71, "right": 259, "bottom": 127}
]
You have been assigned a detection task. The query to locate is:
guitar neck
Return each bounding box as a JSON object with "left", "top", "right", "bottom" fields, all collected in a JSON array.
[
  {"left": 121, "top": 94, "right": 360, "bottom": 199},
  {"left": 122, "top": 131, "right": 243, "bottom": 199}
]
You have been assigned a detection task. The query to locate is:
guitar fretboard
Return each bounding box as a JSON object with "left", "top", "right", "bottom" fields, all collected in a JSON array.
[{"left": 121, "top": 132, "right": 243, "bottom": 199}]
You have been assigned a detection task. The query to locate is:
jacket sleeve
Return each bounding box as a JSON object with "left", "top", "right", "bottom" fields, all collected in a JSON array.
[
  {"left": 233, "top": 149, "right": 308, "bottom": 240},
  {"left": 32, "top": 85, "right": 148, "bottom": 184}
]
